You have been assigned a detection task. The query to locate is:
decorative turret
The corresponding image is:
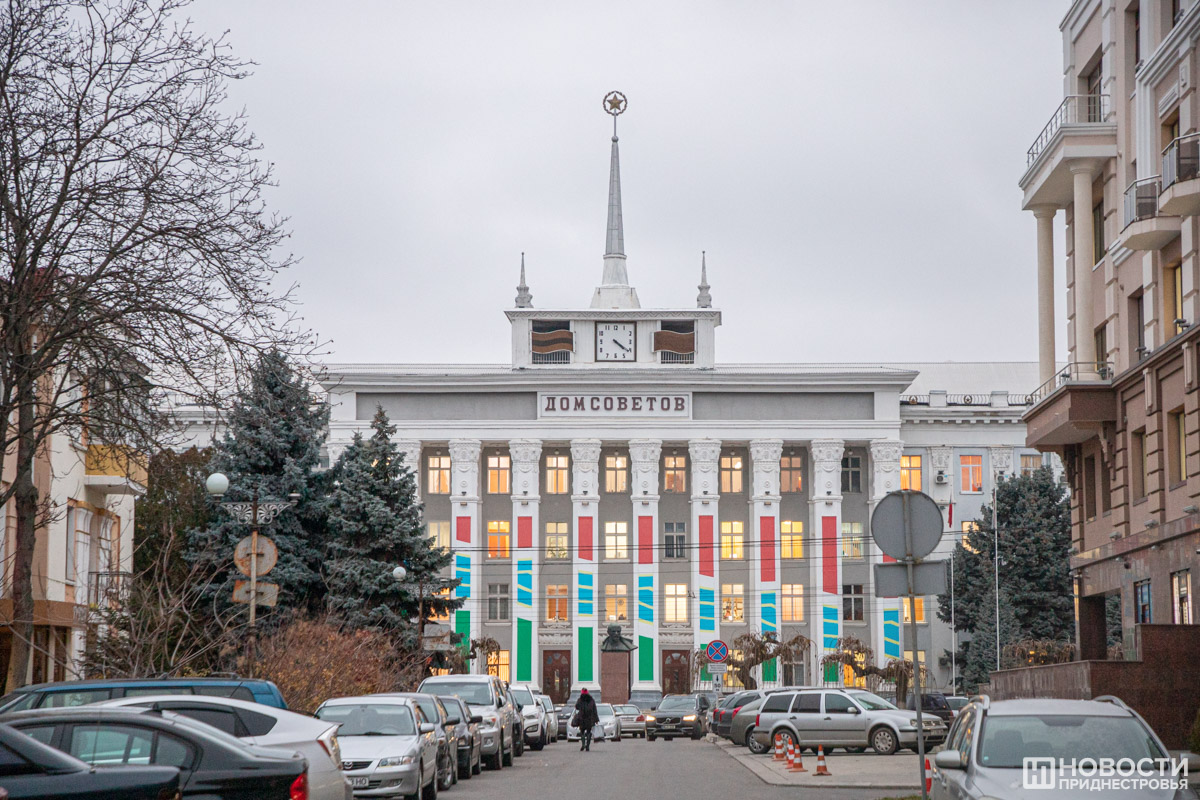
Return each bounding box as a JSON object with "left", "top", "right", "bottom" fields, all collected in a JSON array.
[
  {"left": 697, "top": 251, "right": 712, "bottom": 309},
  {"left": 591, "top": 91, "right": 640, "bottom": 310},
  {"left": 515, "top": 252, "right": 532, "bottom": 308}
]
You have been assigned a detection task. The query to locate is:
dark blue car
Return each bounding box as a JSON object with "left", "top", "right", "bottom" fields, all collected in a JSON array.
[{"left": 0, "top": 676, "right": 288, "bottom": 713}]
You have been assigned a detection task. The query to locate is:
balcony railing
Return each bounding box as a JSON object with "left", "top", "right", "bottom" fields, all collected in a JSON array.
[
  {"left": 1162, "top": 133, "right": 1200, "bottom": 190},
  {"left": 1030, "top": 361, "right": 1115, "bottom": 405},
  {"left": 1123, "top": 177, "right": 1163, "bottom": 228},
  {"left": 1027, "top": 94, "right": 1111, "bottom": 167},
  {"left": 87, "top": 570, "right": 131, "bottom": 608}
]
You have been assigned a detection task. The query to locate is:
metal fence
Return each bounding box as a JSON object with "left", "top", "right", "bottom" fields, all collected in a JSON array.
[
  {"left": 1162, "top": 133, "right": 1200, "bottom": 189},
  {"left": 1123, "top": 177, "right": 1162, "bottom": 228},
  {"left": 1027, "top": 94, "right": 1111, "bottom": 167}
]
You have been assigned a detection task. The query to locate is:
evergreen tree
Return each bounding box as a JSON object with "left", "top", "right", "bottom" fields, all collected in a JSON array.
[
  {"left": 186, "top": 352, "right": 330, "bottom": 628},
  {"left": 960, "top": 581, "right": 1019, "bottom": 691},
  {"left": 135, "top": 447, "right": 213, "bottom": 580},
  {"left": 325, "top": 407, "right": 459, "bottom": 635}
]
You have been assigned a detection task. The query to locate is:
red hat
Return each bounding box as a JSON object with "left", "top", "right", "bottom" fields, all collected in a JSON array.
[{"left": 581, "top": 688, "right": 588, "bottom": 694}]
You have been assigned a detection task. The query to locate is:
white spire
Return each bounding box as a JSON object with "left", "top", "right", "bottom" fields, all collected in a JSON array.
[
  {"left": 514, "top": 252, "right": 532, "bottom": 308},
  {"left": 592, "top": 91, "right": 639, "bottom": 309},
  {"left": 697, "top": 251, "right": 712, "bottom": 308}
]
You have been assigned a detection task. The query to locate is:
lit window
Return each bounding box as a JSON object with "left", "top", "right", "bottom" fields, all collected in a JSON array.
[
  {"left": 427, "top": 520, "right": 450, "bottom": 552},
  {"left": 782, "top": 584, "right": 804, "bottom": 622},
  {"left": 547, "top": 584, "right": 569, "bottom": 622},
  {"left": 781, "top": 454, "right": 803, "bottom": 493},
  {"left": 604, "top": 522, "right": 628, "bottom": 559},
  {"left": 664, "top": 522, "right": 687, "bottom": 558},
  {"left": 841, "top": 522, "right": 865, "bottom": 559},
  {"left": 486, "top": 649, "right": 510, "bottom": 683},
  {"left": 665, "top": 584, "right": 688, "bottom": 623},
  {"left": 429, "top": 588, "right": 451, "bottom": 622},
  {"left": 900, "top": 455, "right": 922, "bottom": 491},
  {"left": 842, "top": 584, "right": 864, "bottom": 621},
  {"left": 961, "top": 522, "right": 980, "bottom": 553},
  {"left": 545, "top": 522, "right": 568, "bottom": 559},
  {"left": 960, "top": 455, "right": 983, "bottom": 493},
  {"left": 605, "top": 584, "right": 628, "bottom": 621},
  {"left": 723, "top": 650, "right": 744, "bottom": 689},
  {"left": 605, "top": 455, "right": 628, "bottom": 493},
  {"left": 720, "top": 455, "right": 744, "bottom": 493},
  {"left": 843, "top": 654, "right": 867, "bottom": 688},
  {"left": 487, "top": 455, "right": 511, "bottom": 494},
  {"left": 904, "top": 649, "right": 926, "bottom": 672},
  {"left": 1135, "top": 580, "right": 1152, "bottom": 623},
  {"left": 1020, "top": 454, "right": 1042, "bottom": 477},
  {"left": 487, "top": 521, "right": 510, "bottom": 559},
  {"left": 664, "top": 455, "right": 687, "bottom": 493},
  {"left": 721, "top": 584, "right": 744, "bottom": 622},
  {"left": 1172, "top": 570, "right": 1192, "bottom": 624},
  {"left": 720, "top": 521, "right": 744, "bottom": 559},
  {"left": 487, "top": 584, "right": 510, "bottom": 621},
  {"left": 902, "top": 597, "right": 926, "bottom": 623},
  {"left": 427, "top": 455, "right": 450, "bottom": 494},
  {"left": 546, "top": 455, "right": 569, "bottom": 494},
  {"left": 781, "top": 520, "right": 803, "bottom": 559},
  {"left": 841, "top": 456, "right": 862, "bottom": 493}
]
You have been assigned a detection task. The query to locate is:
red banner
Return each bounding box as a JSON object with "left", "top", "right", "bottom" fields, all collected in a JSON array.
[
  {"left": 822, "top": 516, "right": 838, "bottom": 593},
  {"left": 456, "top": 516, "right": 471, "bottom": 544},
  {"left": 638, "top": 516, "right": 653, "bottom": 565},
  {"left": 760, "top": 516, "right": 776, "bottom": 582},
  {"left": 517, "top": 516, "right": 532, "bottom": 549},
  {"left": 699, "top": 516, "right": 714, "bottom": 577},
  {"left": 578, "top": 516, "right": 593, "bottom": 561}
]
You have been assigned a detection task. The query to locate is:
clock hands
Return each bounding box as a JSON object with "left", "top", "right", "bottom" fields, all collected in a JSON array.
[{"left": 613, "top": 340, "right": 630, "bottom": 352}]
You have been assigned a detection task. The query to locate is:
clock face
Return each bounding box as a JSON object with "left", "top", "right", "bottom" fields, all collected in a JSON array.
[{"left": 595, "top": 323, "right": 636, "bottom": 361}]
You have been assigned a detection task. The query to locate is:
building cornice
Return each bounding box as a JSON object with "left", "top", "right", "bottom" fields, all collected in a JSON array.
[
  {"left": 1138, "top": 2, "right": 1200, "bottom": 88},
  {"left": 504, "top": 308, "right": 723, "bottom": 323}
]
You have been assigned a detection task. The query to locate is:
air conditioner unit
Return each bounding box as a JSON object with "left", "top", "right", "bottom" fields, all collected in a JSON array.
[{"left": 934, "top": 471, "right": 948, "bottom": 485}]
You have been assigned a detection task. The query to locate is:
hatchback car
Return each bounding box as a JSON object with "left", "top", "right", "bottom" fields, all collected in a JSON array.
[
  {"left": 566, "top": 703, "right": 621, "bottom": 742},
  {"left": 728, "top": 696, "right": 767, "bottom": 751},
  {"left": 536, "top": 695, "right": 559, "bottom": 741},
  {"left": 712, "top": 690, "right": 765, "bottom": 739},
  {"left": 614, "top": 704, "right": 646, "bottom": 738},
  {"left": 437, "top": 695, "right": 482, "bottom": 780},
  {"left": 384, "top": 693, "right": 458, "bottom": 791},
  {"left": 314, "top": 695, "right": 439, "bottom": 799},
  {"left": 646, "top": 695, "right": 705, "bottom": 741},
  {"left": 0, "top": 677, "right": 288, "bottom": 713},
  {"left": 509, "top": 684, "right": 548, "bottom": 749},
  {"left": 417, "top": 674, "right": 516, "bottom": 770},
  {"left": 555, "top": 704, "right": 572, "bottom": 740}
]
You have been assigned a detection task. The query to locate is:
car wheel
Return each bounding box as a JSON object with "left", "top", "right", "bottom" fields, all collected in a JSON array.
[
  {"left": 746, "top": 729, "right": 769, "bottom": 755},
  {"left": 426, "top": 764, "right": 438, "bottom": 800},
  {"left": 647, "top": 732, "right": 656, "bottom": 741},
  {"left": 870, "top": 726, "right": 898, "bottom": 756},
  {"left": 532, "top": 727, "right": 545, "bottom": 751},
  {"left": 514, "top": 728, "right": 525, "bottom": 757},
  {"left": 459, "top": 754, "right": 471, "bottom": 781},
  {"left": 502, "top": 733, "right": 514, "bottom": 767},
  {"left": 845, "top": 746, "right": 867, "bottom": 754},
  {"left": 438, "top": 754, "right": 454, "bottom": 791}
]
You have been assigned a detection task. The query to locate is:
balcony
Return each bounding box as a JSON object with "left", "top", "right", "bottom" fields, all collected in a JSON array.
[
  {"left": 84, "top": 444, "right": 147, "bottom": 495},
  {"left": 1020, "top": 95, "right": 1117, "bottom": 210},
  {"left": 1119, "top": 177, "right": 1180, "bottom": 250},
  {"left": 1159, "top": 134, "right": 1200, "bottom": 216},
  {"left": 1024, "top": 362, "right": 1117, "bottom": 450},
  {"left": 87, "top": 570, "right": 130, "bottom": 608}
]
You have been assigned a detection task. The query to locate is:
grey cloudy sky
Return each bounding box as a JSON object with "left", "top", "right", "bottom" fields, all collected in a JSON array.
[{"left": 189, "top": 0, "right": 1067, "bottom": 366}]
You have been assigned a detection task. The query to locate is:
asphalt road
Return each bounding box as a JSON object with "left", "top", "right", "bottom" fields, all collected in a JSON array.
[{"left": 442, "top": 735, "right": 915, "bottom": 800}]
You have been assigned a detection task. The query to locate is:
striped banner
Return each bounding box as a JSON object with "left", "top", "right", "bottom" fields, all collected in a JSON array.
[
  {"left": 637, "top": 575, "right": 653, "bottom": 623},
  {"left": 822, "top": 604, "right": 839, "bottom": 649},
  {"left": 761, "top": 592, "right": 777, "bottom": 633},
  {"left": 531, "top": 329, "right": 574, "bottom": 353},
  {"left": 699, "top": 587, "right": 716, "bottom": 632},
  {"left": 578, "top": 572, "right": 594, "bottom": 617},
  {"left": 883, "top": 609, "right": 901, "bottom": 659},
  {"left": 455, "top": 554, "right": 471, "bottom": 598},
  {"left": 516, "top": 560, "right": 533, "bottom": 607}
]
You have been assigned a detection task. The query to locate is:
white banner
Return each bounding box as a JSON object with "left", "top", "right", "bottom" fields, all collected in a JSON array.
[{"left": 538, "top": 393, "right": 691, "bottom": 418}]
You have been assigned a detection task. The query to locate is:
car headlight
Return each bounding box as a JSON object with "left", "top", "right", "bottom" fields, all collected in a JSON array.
[
  {"left": 480, "top": 713, "right": 499, "bottom": 729},
  {"left": 683, "top": 715, "right": 697, "bottom": 722},
  {"left": 378, "top": 755, "right": 415, "bottom": 767},
  {"left": 645, "top": 715, "right": 656, "bottom": 722}
]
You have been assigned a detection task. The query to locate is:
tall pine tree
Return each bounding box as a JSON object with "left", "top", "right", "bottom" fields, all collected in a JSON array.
[{"left": 325, "top": 407, "right": 459, "bottom": 636}]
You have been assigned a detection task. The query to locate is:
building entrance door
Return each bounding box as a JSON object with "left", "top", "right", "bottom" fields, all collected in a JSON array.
[
  {"left": 543, "top": 650, "right": 571, "bottom": 704},
  {"left": 662, "top": 649, "right": 691, "bottom": 695}
]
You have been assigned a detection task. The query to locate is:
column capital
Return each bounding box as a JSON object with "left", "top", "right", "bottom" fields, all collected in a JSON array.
[
  {"left": 750, "top": 439, "right": 783, "bottom": 500},
  {"left": 989, "top": 446, "right": 1014, "bottom": 482},
  {"left": 869, "top": 439, "right": 903, "bottom": 499},
  {"left": 1068, "top": 159, "right": 1101, "bottom": 177},
  {"left": 570, "top": 438, "right": 602, "bottom": 500},
  {"left": 449, "top": 439, "right": 481, "bottom": 499},
  {"left": 393, "top": 439, "right": 422, "bottom": 467},
  {"left": 688, "top": 438, "right": 722, "bottom": 500},
  {"left": 629, "top": 439, "right": 662, "bottom": 497},
  {"left": 1030, "top": 204, "right": 1057, "bottom": 219},
  {"left": 508, "top": 438, "right": 541, "bottom": 499},
  {"left": 810, "top": 438, "right": 844, "bottom": 501}
]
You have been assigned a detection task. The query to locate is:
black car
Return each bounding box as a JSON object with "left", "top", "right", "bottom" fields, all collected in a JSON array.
[
  {"left": 711, "top": 690, "right": 762, "bottom": 739},
  {"left": 0, "top": 721, "right": 181, "bottom": 799},
  {"left": 387, "top": 692, "right": 459, "bottom": 790},
  {"left": 438, "top": 695, "right": 483, "bottom": 780},
  {"left": 646, "top": 695, "right": 705, "bottom": 741},
  {"left": 555, "top": 704, "right": 572, "bottom": 740},
  {"left": 1, "top": 707, "right": 306, "bottom": 799},
  {"left": 905, "top": 691, "right": 955, "bottom": 722}
]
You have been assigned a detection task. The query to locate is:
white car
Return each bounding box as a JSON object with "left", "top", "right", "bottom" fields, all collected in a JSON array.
[
  {"left": 100, "top": 693, "right": 351, "bottom": 800},
  {"left": 566, "top": 702, "right": 621, "bottom": 742},
  {"left": 315, "top": 696, "right": 439, "bottom": 799},
  {"left": 509, "top": 684, "right": 549, "bottom": 750},
  {"left": 536, "top": 695, "right": 559, "bottom": 742}
]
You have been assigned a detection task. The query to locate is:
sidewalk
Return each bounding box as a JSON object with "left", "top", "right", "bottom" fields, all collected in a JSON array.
[{"left": 712, "top": 736, "right": 924, "bottom": 790}]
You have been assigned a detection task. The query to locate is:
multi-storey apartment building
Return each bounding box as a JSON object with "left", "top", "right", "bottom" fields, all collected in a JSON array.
[{"left": 1021, "top": 0, "right": 1200, "bottom": 662}]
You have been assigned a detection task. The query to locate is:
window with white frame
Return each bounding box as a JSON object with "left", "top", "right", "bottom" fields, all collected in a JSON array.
[
  {"left": 604, "top": 522, "right": 628, "bottom": 559},
  {"left": 487, "top": 521, "right": 510, "bottom": 559},
  {"left": 903, "top": 596, "right": 926, "bottom": 623},
  {"left": 665, "top": 583, "right": 688, "bottom": 623},
  {"left": 663, "top": 455, "right": 687, "bottom": 493},
  {"left": 721, "top": 583, "right": 744, "bottom": 622},
  {"left": 605, "top": 584, "right": 628, "bottom": 621},
  {"left": 426, "top": 455, "right": 450, "bottom": 494},
  {"left": 720, "top": 455, "right": 744, "bottom": 493},
  {"left": 1173, "top": 570, "right": 1192, "bottom": 625},
  {"left": 841, "top": 456, "right": 862, "bottom": 493},
  {"left": 545, "top": 522, "right": 568, "bottom": 559},
  {"left": 1020, "top": 454, "right": 1042, "bottom": 477},
  {"left": 664, "top": 522, "right": 687, "bottom": 558},
  {"left": 841, "top": 521, "right": 865, "bottom": 559},
  {"left": 428, "top": 520, "right": 450, "bottom": 552},
  {"left": 487, "top": 583, "right": 510, "bottom": 621},
  {"left": 720, "top": 520, "right": 744, "bottom": 559},
  {"left": 782, "top": 583, "right": 804, "bottom": 622},
  {"left": 960, "top": 455, "right": 983, "bottom": 493},
  {"left": 545, "top": 454, "right": 569, "bottom": 494},
  {"left": 487, "top": 454, "right": 511, "bottom": 494},
  {"left": 605, "top": 455, "right": 628, "bottom": 493},
  {"left": 781, "top": 520, "right": 803, "bottom": 558},
  {"left": 547, "top": 584, "right": 569, "bottom": 622}
]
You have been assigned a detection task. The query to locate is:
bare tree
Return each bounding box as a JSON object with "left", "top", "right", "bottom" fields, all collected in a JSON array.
[
  {"left": 0, "top": 0, "right": 312, "bottom": 689},
  {"left": 692, "top": 632, "right": 812, "bottom": 690}
]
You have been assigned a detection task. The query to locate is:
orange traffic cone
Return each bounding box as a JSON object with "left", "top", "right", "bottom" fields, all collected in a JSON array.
[
  {"left": 773, "top": 734, "right": 785, "bottom": 760},
  {"left": 814, "top": 745, "right": 831, "bottom": 776},
  {"left": 925, "top": 757, "right": 933, "bottom": 794},
  {"left": 787, "top": 740, "right": 807, "bottom": 773}
]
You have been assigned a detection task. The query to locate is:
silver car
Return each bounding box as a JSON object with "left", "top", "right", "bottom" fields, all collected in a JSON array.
[
  {"left": 314, "top": 696, "right": 438, "bottom": 798},
  {"left": 417, "top": 674, "right": 517, "bottom": 769},
  {"left": 509, "top": 684, "right": 548, "bottom": 750},
  {"left": 932, "top": 696, "right": 1200, "bottom": 800},
  {"left": 614, "top": 704, "right": 645, "bottom": 738},
  {"left": 567, "top": 702, "right": 621, "bottom": 742},
  {"left": 536, "top": 695, "right": 559, "bottom": 742}
]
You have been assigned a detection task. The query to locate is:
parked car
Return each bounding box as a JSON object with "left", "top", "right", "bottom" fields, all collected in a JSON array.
[
  {"left": 501, "top": 686, "right": 525, "bottom": 758},
  {"left": 438, "top": 695, "right": 482, "bottom": 780},
  {"left": 417, "top": 674, "right": 516, "bottom": 770},
  {"left": 614, "top": 704, "right": 645, "bottom": 738},
  {"left": 536, "top": 695, "right": 559, "bottom": 742},
  {"left": 566, "top": 703, "right": 621, "bottom": 742},
  {"left": 931, "top": 696, "right": 1200, "bottom": 800},
  {"left": 314, "top": 695, "right": 439, "bottom": 799},
  {"left": 509, "top": 684, "right": 548, "bottom": 749},
  {"left": 749, "top": 688, "right": 947, "bottom": 756},
  {"left": 384, "top": 693, "right": 458, "bottom": 791},
  {"left": 554, "top": 704, "right": 572, "bottom": 740},
  {"left": 906, "top": 691, "right": 955, "bottom": 722},
  {"left": 0, "top": 721, "right": 181, "bottom": 799},
  {"left": 99, "top": 694, "right": 350, "bottom": 800},
  {"left": 0, "top": 677, "right": 288, "bottom": 713},
  {"left": 729, "top": 696, "right": 767, "bottom": 752},
  {"left": 646, "top": 695, "right": 705, "bottom": 741},
  {"left": 712, "top": 690, "right": 765, "bottom": 739},
  {"left": 943, "top": 696, "right": 970, "bottom": 716},
  {"left": 1, "top": 706, "right": 307, "bottom": 799}
]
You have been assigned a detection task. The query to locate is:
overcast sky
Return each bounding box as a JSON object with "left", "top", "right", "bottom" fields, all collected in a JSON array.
[{"left": 188, "top": 1, "right": 1068, "bottom": 366}]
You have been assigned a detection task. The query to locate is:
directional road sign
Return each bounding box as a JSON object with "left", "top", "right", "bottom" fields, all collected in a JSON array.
[
  {"left": 706, "top": 640, "right": 729, "bottom": 663},
  {"left": 234, "top": 535, "right": 278, "bottom": 577},
  {"left": 232, "top": 580, "right": 279, "bottom": 608}
]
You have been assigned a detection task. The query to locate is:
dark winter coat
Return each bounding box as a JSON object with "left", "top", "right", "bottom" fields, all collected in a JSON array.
[{"left": 574, "top": 693, "right": 599, "bottom": 731}]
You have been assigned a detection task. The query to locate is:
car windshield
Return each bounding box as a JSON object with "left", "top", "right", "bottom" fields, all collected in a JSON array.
[
  {"left": 316, "top": 704, "right": 417, "bottom": 736},
  {"left": 739, "top": 698, "right": 764, "bottom": 713},
  {"left": 596, "top": 704, "right": 614, "bottom": 717},
  {"left": 420, "top": 682, "right": 492, "bottom": 706},
  {"left": 718, "top": 695, "right": 740, "bottom": 708},
  {"left": 618, "top": 705, "right": 639, "bottom": 714},
  {"left": 978, "top": 715, "right": 1165, "bottom": 769},
  {"left": 657, "top": 696, "right": 697, "bottom": 711},
  {"left": 848, "top": 691, "right": 898, "bottom": 711},
  {"left": 946, "top": 697, "right": 968, "bottom": 710},
  {"left": 511, "top": 688, "right": 535, "bottom": 706}
]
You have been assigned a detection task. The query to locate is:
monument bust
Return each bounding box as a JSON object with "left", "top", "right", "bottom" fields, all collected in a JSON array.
[{"left": 600, "top": 624, "right": 637, "bottom": 652}]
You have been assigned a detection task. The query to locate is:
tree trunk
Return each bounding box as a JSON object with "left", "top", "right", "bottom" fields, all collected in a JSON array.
[
  {"left": 895, "top": 669, "right": 910, "bottom": 710},
  {"left": 6, "top": 374, "right": 39, "bottom": 693}
]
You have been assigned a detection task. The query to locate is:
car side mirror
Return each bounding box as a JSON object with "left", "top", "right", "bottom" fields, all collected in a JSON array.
[
  {"left": 849, "top": 706, "right": 861, "bottom": 715},
  {"left": 516, "top": 703, "right": 523, "bottom": 711},
  {"left": 446, "top": 716, "right": 460, "bottom": 725},
  {"left": 497, "top": 697, "right": 504, "bottom": 708},
  {"left": 934, "top": 750, "right": 965, "bottom": 770},
  {"left": 470, "top": 715, "right": 483, "bottom": 725},
  {"left": 419, "top": 723, "right": 437, "bottom": 734}
]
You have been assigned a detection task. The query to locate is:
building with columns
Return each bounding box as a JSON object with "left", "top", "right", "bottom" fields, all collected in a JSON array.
[{"left": 317, "top": 112, "right": 1047, "bottom": 704}]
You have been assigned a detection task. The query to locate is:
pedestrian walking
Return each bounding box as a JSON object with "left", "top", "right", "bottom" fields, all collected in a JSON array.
[{"left": 574, "top": 688, "right": 599, "bottom": 752}]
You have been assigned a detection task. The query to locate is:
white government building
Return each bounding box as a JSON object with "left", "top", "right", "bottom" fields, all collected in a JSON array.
[{"left": 313, "top": 103, "right": 1052, "bottom": 704}]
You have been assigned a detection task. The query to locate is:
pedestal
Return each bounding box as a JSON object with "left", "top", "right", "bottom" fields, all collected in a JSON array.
[{"left": 600, "top": 651, "right": 631, "bottom": 706}]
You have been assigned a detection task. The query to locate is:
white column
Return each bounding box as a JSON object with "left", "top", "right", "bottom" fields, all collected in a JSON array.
[
  {"left": 689, "top": 439, "right": 721, "bottom": 689},
  {"left": 809, "top": 439, "right": 844, "bottom": 685},
  {"left": 989, "top": 447, "right": 1013, "bottom": 484},
  {"left": 629, "top": 439, "right": 662, "bottom": 692},
  {"left": 509, "top": 439, "right": 541, "bottom": 686},
  {"left": 1033, "top": 206, "right": 1057, "bottom": 386},
  {"left": 1072, "top": 163, "right": 1098, "bottom": 369},
  {"left": 750, "top": 439, "right": 783, "bottom": 688},
  {"left": 449, "top": 439, "right": 482, "bottom": 671},
  {"left": 868, "top": 440, "right": 903, "bottom": 667},
  {"left": 394, "top": 440, "right": 422, "bottom": 505},
  {"left": 570, "top": 439, "right": 602, "bottom": 691}
]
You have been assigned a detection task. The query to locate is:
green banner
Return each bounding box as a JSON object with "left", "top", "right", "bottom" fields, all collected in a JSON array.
[
  {"left": 638, "top": 635, "right": 653, "bottom": 682},
  {"left": 517, "top": 619, "right": 532, "bottom": 682},
  {"left": 578, "top": 626, "right": 593, "bottom": 682}
]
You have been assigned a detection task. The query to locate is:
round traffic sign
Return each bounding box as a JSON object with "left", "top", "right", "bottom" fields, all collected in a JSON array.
[
  {"left": 706, "top": 640, "right": 729, "bottom": 663},
  {"left": 870, "top": 490, "right": 944, "bottom": 561},
  {"left": 234, "top": 535, "right": 278, "bottom": 577}
]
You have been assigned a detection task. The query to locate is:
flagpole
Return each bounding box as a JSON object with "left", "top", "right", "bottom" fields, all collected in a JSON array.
[{"left": 993, "top": 484, "right": 1000, "bottom": 671}]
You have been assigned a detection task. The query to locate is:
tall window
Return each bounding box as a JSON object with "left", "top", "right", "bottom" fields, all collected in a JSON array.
[
  {"left": 720, "top": 520, "right": 744, "bottom": 559},
  {"left": 487, "top": 521, "right": 510, "bottom": 558},
  {"left": 605, "top": 584, "right": 628, "bottom": 621},
  {"left": 1172, "top": 570, "right": 1192, "bottom": 624},
  {"left": 781, "top": 454, "right": 803, "bottom": 492},
  {"left": 427, "top": 455, "right": 450, "bottom": 494},
  {"left": 903, "top": 597, "right": 926, "bottom": 623},
  {"left": 1092, "top": 200, "right": 1105, "bottom": 265},
  {"left": 960, "top": 455, "right": 983, "bottom": 493},
  {"left": 487, "top": 583, "right": 510, "bottom": 621},
  {"left": 487, "top": 455, "right": 510, "bottom": 494},
  {"left": 841, "top": 456, "right": 862, "bottom": 493},
  {"left": 429, "top": 587, "right": 452, "bottom": 622},
  {"left": 547, "top": 584, "right": 569, "bottom": 622},
  {"left": 721, "top": 583, "right": 744, "bottom": 622},
  {"left": 781, "top": 584, "right": 804, "bottom": 622},
  {"left": 1166, "top": 263, "right": 1184, "bottom": 336},
  {"left": 486, "top": 649, "right": 510, "bottom": 683},
  {"left": 961, "top": 521, "right": 980, "bottom": 553},
  {"left": 900, "top": 455, "right": 922, "bottom": 491},
  {"left": 1169, "top": 408, "right": 1187, "bottom": 485},
  {"left": 664, "top": 522, "right": 687, "bottom": 558},
  {"left": 605, "top": 455, "right": 628, "bottom": 493},
  {"left": 545, "top": 522, "right": 568, "bottom": 559},
  {"left": 1131, "top": 429, "right": 1148, "bottom": 500},
  {"left": 781, "top": 520, "right": 803, "bottom": 559},
  {"left": 720, "top": 455, "right": 744, "bottom": 493},
  {"left": 1094, "top": 326, "right": 1107, "bottom": 373},
  {"left": 841, "top": 522, "right": 865, "bottom": 559},
  {"left": 604, "top": 521, "right": 628, "bottom": 559},
  {"left": 546, "top": 455, "right": 569, "bottom": 494},
  {"left": 64, "top": 507, "right": 76, "bottom": 584},
  {"left": 1020, "top": 454, "right": 1042, "bottom": 477},
  {"left": 663, "top": 455, "right": 687, "bottom": 493},
  {"left": 665, "top": 584, "right": 688, "bottom": 623},
  {"left": 427, "top": 521, "right": 450, "bottom": 552},
  {"left": 842, "top": 584, "right": 864, "bottom": 621},
  {"left": 1134, "top": 580, "right": 1152, "bottom": 623}
]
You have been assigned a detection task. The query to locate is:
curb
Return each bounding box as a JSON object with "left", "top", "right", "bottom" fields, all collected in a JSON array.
[{"left": 716, "top": 738, "right": 922, "bottom": 791}]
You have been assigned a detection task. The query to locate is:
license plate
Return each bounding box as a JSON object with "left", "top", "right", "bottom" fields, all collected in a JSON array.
[
  {"left": 350, "top": 777, "right": 370, "bottom": 788},
  {"left": 662, "top": 724, "right": 676, "bottom": 730}
]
